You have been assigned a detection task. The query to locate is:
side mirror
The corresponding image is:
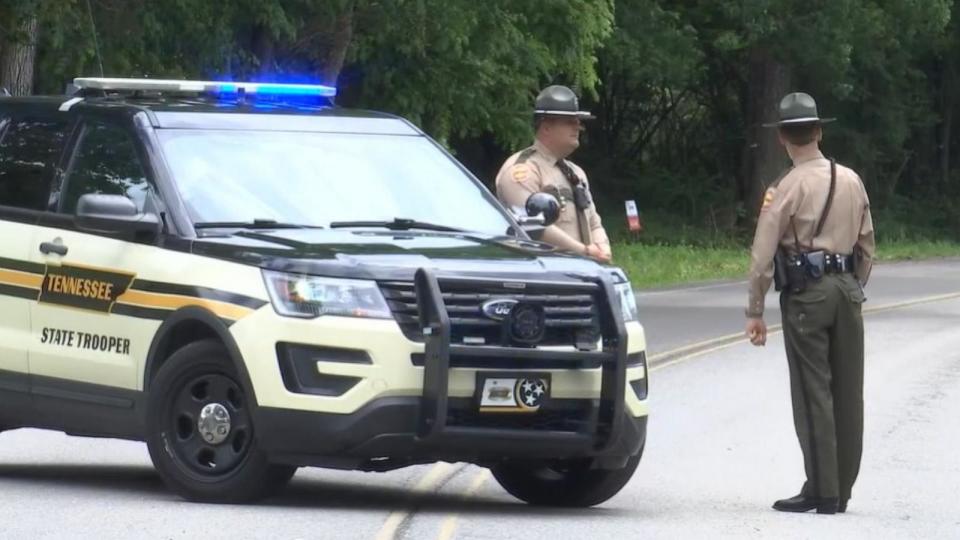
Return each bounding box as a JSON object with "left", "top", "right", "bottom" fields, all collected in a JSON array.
[
  {"left": 506, "top": 193, "right": 561, "bottom": 241},
  {"left": 76, "top": 193, "right": 161, "bottom": 240},
  {"left": 525, "top": 192, "right": 561, "bottom": 226}
]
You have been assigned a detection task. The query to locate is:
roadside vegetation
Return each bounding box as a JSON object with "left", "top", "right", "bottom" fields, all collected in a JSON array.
[{"left": 612, "top": 210, "right": 960, "bottom": 289}]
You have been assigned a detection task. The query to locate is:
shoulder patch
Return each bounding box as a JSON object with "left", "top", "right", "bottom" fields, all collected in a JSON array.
[
  {"left": 515, "top": 147, "right": 537, "bottom": 165},
  {"left": 511, "top": 163, "right": 531, "bottom": 182},
  {"left": 761, "top": 187, "right": 776, "bottom": 212}
]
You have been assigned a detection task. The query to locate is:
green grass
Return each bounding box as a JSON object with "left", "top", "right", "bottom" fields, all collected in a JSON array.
[
  {"left": 605, "top": 208, "right": 960, "bottom": 289},
  {"left": 874, "top": 240, "right": 960, "bottom": 262},
  {"left": 613, "top": 243, "right": 750, "bottom": 289},
  {"left": 612, "top": 239, "right": 960, "bottom": 290}
]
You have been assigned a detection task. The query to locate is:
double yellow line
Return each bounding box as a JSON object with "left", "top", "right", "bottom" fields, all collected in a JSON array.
[{"left": 373, "top": 463, "right": 486, "bottom": 540}]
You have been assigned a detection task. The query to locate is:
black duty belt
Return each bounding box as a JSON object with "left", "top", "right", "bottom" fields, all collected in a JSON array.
[
  {"left": 825, "top": 253, "right": 855, "bottom": 274},
  {"left": 804, "top": 251, "right": 855, "bottom": 274}
]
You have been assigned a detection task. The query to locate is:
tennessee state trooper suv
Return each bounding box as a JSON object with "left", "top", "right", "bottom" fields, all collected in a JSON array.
[{"left": 0, "top": 78, "right": 648, "bottom": 506}]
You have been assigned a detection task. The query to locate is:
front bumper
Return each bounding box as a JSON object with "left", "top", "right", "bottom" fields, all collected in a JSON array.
[{"left": 255, "top": 397, "right": 647, "bottom": 469}]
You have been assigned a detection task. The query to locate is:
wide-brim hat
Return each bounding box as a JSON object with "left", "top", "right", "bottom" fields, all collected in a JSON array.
[
  {"left": 762, "top": 92, "right": 836, "bottom": 127},
  {"left": 534, "top": 85, "right": 595, "bottom": 120}
]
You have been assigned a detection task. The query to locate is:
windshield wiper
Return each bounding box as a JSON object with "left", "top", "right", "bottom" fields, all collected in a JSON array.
[
  {"left": 329, "top": 217, "right": 465, "bottom": 233},
  {"left": 194, "top": 219, "right": 324, "bottom": 230}
]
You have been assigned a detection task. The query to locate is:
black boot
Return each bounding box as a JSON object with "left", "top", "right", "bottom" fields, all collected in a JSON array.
[
  {"left": 773, "top": 494, "right": 839, "bottom": 514},
  {"left": 838, "top": 499, "right": 848, "bottom": 513}
]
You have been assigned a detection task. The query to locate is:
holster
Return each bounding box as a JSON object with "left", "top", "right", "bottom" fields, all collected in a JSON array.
[
  {"left": 773, "top": 249, "right": 788, "bottom": 292},
  {"left": 776, "top": 250, "right": 809, "bottom": 295},
  {"left": 804, "top": 250, "right": 825, "bottom": 280}
]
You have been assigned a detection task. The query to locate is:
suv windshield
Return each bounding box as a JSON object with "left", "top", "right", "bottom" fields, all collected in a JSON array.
[{"left": 158, "top": 129, "right": 513, "bottom": 235}]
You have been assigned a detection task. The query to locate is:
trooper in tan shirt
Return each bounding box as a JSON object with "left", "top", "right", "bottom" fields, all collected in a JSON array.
[
  {"left": 746, "top": 151, "right": 875, "bottom": 318},
  {"left": 745, "top": 92, "right": 876, "bottom": 516},
  {"left": 495, "top": 85, "right": 611, "bottom": 262}
]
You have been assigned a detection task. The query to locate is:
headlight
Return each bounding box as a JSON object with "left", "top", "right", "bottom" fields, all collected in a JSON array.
[
  {"left": 262, "top": 270, "right": 392, "bottom": 319},
  {"left": 614, "top": 281, "right": 639, "bottom": 323}
]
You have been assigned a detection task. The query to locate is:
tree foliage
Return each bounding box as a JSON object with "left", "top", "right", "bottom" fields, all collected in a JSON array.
[{"left": 3, "top": 0, "right": 959, "bottom": 236}]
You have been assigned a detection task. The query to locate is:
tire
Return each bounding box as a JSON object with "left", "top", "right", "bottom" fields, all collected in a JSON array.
[
  {"left": 145, "top": 339, "right": 296, "bottom": 503},
  {"left": 492, "top": 449, "right": 643, "bottom": 507}
]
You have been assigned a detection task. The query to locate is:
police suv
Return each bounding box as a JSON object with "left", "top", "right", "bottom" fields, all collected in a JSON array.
[{"left": 0, "top": 78, "right": 648, "bottom": 506}]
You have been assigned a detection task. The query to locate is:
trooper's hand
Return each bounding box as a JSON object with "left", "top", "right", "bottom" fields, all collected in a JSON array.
[
  {"left": 586, "top": 244, "right": 612, "bottom": 263},
  {"left": 746, "top": 317, "right": 767, "bottom": 346},
  {"left": 598, "top": 244, "right": 613, "bottom": 263}
]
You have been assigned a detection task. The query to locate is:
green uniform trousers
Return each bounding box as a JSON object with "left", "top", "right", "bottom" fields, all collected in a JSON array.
[{"left": 779, "top": 273, "right": 865, "bottom": 500}]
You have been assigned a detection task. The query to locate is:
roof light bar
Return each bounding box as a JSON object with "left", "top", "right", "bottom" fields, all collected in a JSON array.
[{"left": 72, "top": 78, "right": 337, "bottom": 98}]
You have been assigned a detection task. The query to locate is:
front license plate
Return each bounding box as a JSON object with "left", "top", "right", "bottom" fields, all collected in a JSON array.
[{"left": 477, "top": 374, "right": 550, "bottom": 413}]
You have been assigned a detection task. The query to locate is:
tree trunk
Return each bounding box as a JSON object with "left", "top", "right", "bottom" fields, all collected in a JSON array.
[
  {"left": 0, "top": 15, "right": 38, "bottom": 96},
  {"left": 740, "top": 47, "right": 792, "bottom": 221},
  {"left": 940, "top": 59, "right": 955, "bottom": 187},
  {"left": 251, "top": 24, "right": 276, "bottom": 77},
  {"left": 318, "top": 8, "right": 354, "bottom": 86}
]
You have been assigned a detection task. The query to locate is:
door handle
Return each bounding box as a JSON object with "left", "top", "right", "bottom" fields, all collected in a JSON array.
[{"left": 39, "top": 241, "right": 68, "bottom": 256}]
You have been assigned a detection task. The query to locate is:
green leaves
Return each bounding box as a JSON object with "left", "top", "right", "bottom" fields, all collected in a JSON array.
[
  {"left": 345, "top": 0, "right": 614, "bottom": 147},
  {"left": 9, "top": 0, "right": 958, "bottom": 235},
  {"left": 25, "top": 0, "right": 613, "bottom": 150}
]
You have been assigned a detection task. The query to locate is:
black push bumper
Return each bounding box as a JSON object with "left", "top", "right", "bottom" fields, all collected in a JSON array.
[
  {"left": 255, "top": 269, "right": 645, "bottom": 470},
  {"left": 256, "top": 398, "right": 646, "bottom": 470}
]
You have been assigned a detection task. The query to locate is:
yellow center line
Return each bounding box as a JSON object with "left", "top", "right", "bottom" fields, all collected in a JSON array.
[
  {"left": 436, "top": 469, "right": 491, "bottom": 540},
  {"left": 647, "top": 331, "right": 745, "bottom": 364},
  {"left": 374, "top": 462, "right": 457, "bottom": 540}
]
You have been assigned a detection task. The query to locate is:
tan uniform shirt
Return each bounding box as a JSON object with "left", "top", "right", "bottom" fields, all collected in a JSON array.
[
  {"left": 747, "top": 151, "right": 875, "bottom": 317},
  {"left": 495, "top": 140, "right": 610, "bottom": 254}
]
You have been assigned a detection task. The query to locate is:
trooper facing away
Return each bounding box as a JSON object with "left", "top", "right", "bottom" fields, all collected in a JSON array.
[
  {"left": 745, "top": 92, "right": 876, "bottom": 515},
  {"left": 495, "top": 85, "right": 611, "bottom": 262}
]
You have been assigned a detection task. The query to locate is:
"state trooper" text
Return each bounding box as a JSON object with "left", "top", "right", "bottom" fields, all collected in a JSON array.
[{"left": 39, "top": 327, "right": 131, "bottom": 354}]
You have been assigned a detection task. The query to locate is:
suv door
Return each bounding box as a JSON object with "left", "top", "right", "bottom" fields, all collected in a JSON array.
[
  {"left": 28, "top": 118, "right": 160, "bottom": 391},
  {"left": 0, "top": 116, "right": 69, "bottom": 420}
]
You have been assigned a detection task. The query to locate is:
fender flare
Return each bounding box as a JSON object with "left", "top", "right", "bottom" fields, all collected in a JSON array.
[{"left": 143, "top": 307, "right": 259, "bottom": 406}]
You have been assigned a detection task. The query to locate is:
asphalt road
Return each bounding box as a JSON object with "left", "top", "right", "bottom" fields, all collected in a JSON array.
[{"left": 1, "top": 260, "right": 958, "bottom": 539}]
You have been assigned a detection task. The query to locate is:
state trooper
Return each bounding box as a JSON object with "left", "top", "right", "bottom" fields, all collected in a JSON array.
[
  {"left": 495, "top": 85, "right": 611, "bottom": 262},
  {"left": 745, "top": 92, "right": 876, "bottom": 515}
]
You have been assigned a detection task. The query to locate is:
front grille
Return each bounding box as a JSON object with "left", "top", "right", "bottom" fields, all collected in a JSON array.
[
  {"left": 379, "top": 280, "right": 600, "bottom": 348},
  {"left": 410, "top": 352, "right": 603, "bottom": 370}
]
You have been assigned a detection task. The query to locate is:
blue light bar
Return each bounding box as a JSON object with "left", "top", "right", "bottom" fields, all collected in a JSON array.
[
  {"left": 73, "top": 78, "right": 337, "bottom": 98},
  {"left": 212, "top": 82, "right": 336, "bottom": 98}
]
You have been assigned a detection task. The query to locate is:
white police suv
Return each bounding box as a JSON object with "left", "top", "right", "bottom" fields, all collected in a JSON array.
[{"left": 0, "top": 78, "right": 648, "bottom": 506}]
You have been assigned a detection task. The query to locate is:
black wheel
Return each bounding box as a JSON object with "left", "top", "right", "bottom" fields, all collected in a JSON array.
[
  {"left": 492, "top": 449, "right": 642, "bottom": 507},
  {"left": 146, "top": 339, "right": 296, "bottom": 503}
]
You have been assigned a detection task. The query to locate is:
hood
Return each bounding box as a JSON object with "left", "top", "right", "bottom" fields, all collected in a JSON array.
[{"left": 189, "top": 228, "right": 613, "bottom": 282}]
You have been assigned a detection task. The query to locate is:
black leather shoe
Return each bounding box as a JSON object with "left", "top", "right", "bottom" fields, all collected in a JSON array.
[
  {"left": 773, "top": 494, "right": 839, "bottom": 514},
  {"left": 838, "top": 499, "right": 848, "bottom": 513}
]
